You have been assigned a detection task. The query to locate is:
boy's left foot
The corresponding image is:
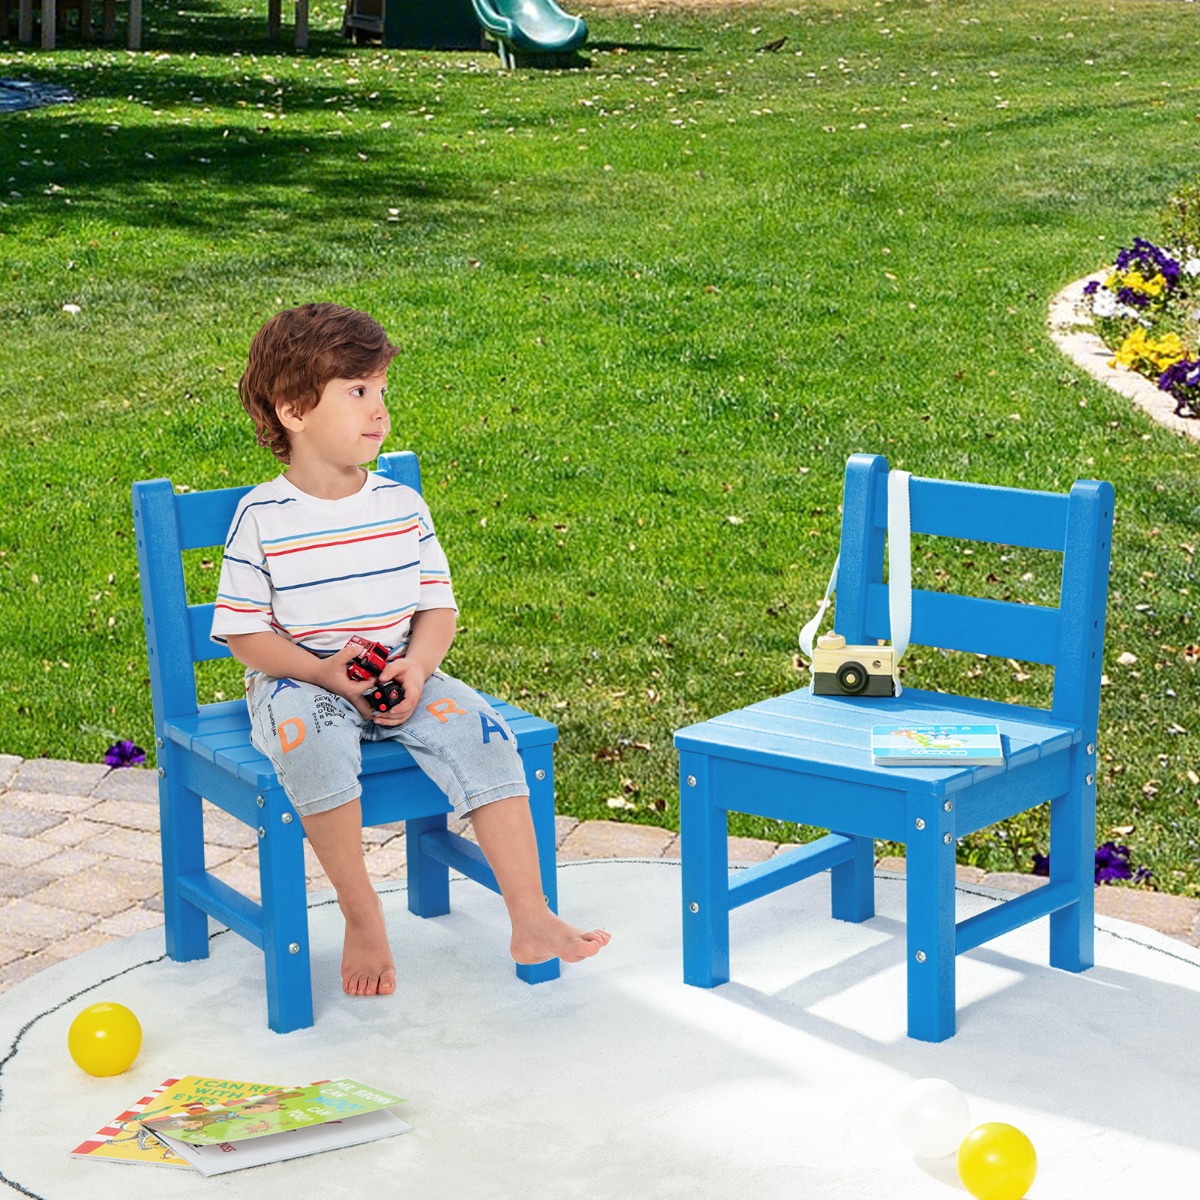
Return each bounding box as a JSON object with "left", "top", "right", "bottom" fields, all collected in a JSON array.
[{"left": 511, "top": 911, "right": 611, "bottom": 965}]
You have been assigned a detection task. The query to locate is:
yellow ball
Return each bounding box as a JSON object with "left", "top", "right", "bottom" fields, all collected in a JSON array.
[
  {"left": 67, "top": 1002, "right": 142, "bottom": 1077},
  {"left": 957, "top": 1123, "right": 1037, "bottom": 1200}
]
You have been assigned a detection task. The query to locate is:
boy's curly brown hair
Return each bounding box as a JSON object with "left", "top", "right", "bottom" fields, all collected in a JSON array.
[{"left": 238, "top": 303, "right": 399, "bottom": 463}]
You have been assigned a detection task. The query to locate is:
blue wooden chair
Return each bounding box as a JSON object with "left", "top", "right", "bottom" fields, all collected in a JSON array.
[
  {"left": 132, "top": 451, "right": 561, "bottom": 1034},
  {"left": 675, "top": 453, "right": 1114, "bottom": 1041}
]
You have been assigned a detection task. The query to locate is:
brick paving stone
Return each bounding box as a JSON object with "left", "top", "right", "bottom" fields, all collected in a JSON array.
[
  {"left": 661, "top": 834, "right": 774, "bottom": 864},
  {"left": 2, "top": 898, "right": 96, "bottom": 945},
  {"left": 558, "top": 820, "right": 676, "bottom": 859},
  {"left": 364, "top": 840, "right": 409, "bottom": 880},
  {"left": 37, "top": 928, "right": 121, "bottom": 962},
  {"left": 0, "top": 804, "right": 66, "bottom": 838},
  {"left": 92, "top": 766, "right": 159, "bottom": 802},
  {"left": 1094, "top": 887, "right": 1200, "bottom": 943},
  {"left": 0, "top": 866, "right": 57, "bottom": 899},
  {"left": 97, "top": 907, "right": 165, "bottom": 938},
  {"left": 28, "top": 864, "right": 161, "bottom": 918},
  {"left": 0, "top": 754, "right": 22, "bottom": 787},
  {"left": 0, "top": 956, "right": 59, "bottom": 993},
  {"left": 200, "top": 805, "right": 258, "bottom": 850},
  {"left": 68, "top": 825, "right": 164, "bottom": 864},
  {"left": 0, "top": 787, "right": 97, "bottom": 816},
  {"left": 0, "top": 832, "right": 59, "bottom": 868},
  {"left": 555, "top": 815, "right": 580, "bottom": 847},
  {"left": 11, "top": 758, "right": 109, "bottom": 796},
  {"left": 22, "top": 847, "right": 109, "bottom": 881},
  {"left": 0, "top": 937, "right": 28, "bottom": 968},
  {"left": 83, "top": 798, "right": 161, "bottom": 833},
  {"left": 32, "top": 816, "right": 110, "bottom": 848}
]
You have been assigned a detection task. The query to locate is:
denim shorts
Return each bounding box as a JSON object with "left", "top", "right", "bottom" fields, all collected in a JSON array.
[{"left": 245, "top": 668, "right": 528, "bottom": 819}]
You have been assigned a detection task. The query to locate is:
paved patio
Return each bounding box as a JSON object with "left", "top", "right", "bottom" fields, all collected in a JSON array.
[{"left": 2, "top": 754, "right": 1198, "bottom": 996}]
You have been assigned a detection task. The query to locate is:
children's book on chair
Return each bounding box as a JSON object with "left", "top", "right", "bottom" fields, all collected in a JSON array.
[{"left": 870, "top": 723, "right": 1004, "bottom": 767}]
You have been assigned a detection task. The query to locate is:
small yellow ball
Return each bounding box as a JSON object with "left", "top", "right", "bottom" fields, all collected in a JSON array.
[
  {"left": 957, "top": 1123, "right": 1037, "bottom": 1200},
  {"left": 67, "top": 1002, "right": 142, "bottom": 1077}
]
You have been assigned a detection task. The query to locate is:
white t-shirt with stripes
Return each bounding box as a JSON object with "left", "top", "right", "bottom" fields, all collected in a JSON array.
[{"left": 210, "top": 470, "right": 457, "bottom": 658}]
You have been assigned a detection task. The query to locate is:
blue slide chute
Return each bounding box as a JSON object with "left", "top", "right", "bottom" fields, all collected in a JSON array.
[{"left": 470, "top": 0, "right": 588, "bottom": 65}]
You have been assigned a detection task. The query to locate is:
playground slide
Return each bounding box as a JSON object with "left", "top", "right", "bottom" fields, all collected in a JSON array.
[{"left": 470, "top": 0, "right": 588, "bottom": 61}]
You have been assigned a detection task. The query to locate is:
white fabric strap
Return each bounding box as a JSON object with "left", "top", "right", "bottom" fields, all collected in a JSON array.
[
  {"left": 887, "top": 468, "right": 912, "bottom": 665},
  {"left": 798, "top": 470, "right": 913, "bottom": 680},
  {"left": 798, "top": 554, "right": 839, "bottom": 660}
]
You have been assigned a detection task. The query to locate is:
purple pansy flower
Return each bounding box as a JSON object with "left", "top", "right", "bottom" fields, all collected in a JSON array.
[
  {"left": 1031, "top": 842, "right": 1151, "bottom": 885},
  {"left": 104, "top": 739, "right": 146, "bottom": 768}
]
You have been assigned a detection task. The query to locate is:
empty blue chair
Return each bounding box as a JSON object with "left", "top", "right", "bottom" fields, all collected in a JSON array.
[
  {"left": 133, "top": 451, "right": 561, "bottom": 1033},
  {"left": 675, "top": 453, "right": 1114, "bottom": 1040}
]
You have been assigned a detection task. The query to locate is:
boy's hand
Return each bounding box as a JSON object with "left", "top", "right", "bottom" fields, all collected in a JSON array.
[
  {"left": 369, "top": 658, "right": 430, "bottom": 726},
  {"left": 316, "top": 646, "right": 382, "bottom": 721}
]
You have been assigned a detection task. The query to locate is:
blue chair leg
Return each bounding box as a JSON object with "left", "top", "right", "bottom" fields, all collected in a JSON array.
[
  {"left": 516, "top": 744, "right": 561, "bottom": 985},
  {"left": 830, "top": 832, "right": 875, "bottom": 923},
  {"left": 1049, "top": 762, "right": 1095, "bottom": 973},
  {"left": 681, "top": 755, "right": 731, "bottom": 988},
  {"left": 406, "top": 813, "right": 452, "bottom": 918},
  {"left": 904, "top": 798, "right": 958, "bottom": 1042},
  {"left": 158, "top": 765, "right": 210, "bottom": 963},
  {"left": 258, "top": 795, "right": 314, "bottom": 1034}
]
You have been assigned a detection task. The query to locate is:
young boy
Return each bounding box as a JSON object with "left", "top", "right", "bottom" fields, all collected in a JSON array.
[{"left": 211, "top": 303, "right": 609, "bottom": 998}]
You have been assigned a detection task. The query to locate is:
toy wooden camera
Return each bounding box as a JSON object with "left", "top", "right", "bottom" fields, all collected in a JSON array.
[{"left": 810, "top": 633, "right": 898, "bottom": 697}]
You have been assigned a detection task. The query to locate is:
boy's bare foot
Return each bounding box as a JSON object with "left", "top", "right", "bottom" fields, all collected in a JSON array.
[
  {"left": 511, "top": 910, "right": 611, "bottom": 966},
  {"left": 339, "top": 895, "right": 396, "bottom": 996}
]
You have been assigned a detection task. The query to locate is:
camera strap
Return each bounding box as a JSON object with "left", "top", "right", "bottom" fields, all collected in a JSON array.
[{"left": 799, "top": 469, "right": 912, "bottom": 687}]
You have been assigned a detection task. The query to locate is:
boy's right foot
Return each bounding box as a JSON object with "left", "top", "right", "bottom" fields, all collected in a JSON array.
[{"left": 339, "top": 894, "right": 396, "bottom": 997}]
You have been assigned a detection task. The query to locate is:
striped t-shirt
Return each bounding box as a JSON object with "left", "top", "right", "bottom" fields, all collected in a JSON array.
[{"left": 210, "top": 470, "right": 456, "bottom": 658}]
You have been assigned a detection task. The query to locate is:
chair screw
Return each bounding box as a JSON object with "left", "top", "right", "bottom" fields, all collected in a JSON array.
[
  {"left": 914, "top": 818, "right": 926, "bottom": 830},
  {"left": 281, "top": 812, "right": 293, "bottom": 824},
  {"left": 258, "top": 826, "right": 266, "bottom": 839},
  {"left": 156, "top": 737, "right": 164, "bottom": 749},
  {"left": 1086, "top": 773, "right": 1095, "bottom": 785},
  {"left": 534, "top": 769, "right": 546, "bottom": 781},
  {"left": 915, "top": 950, "right": 927, "bottom": 963},
  {"left": 157, "top": 767, "right": 165, "bottom": 778},
  {"left": 689, "top": 902, "right": 699, "bottom": 913},
  {"left": 256, "top": 795, "right": 265, "bottom": 807},
  {"left": 943, "top": 801, "right": 952, "bottom": 812},
  {"left": 288, "top": 943, "right": 300, "bottom": 955},
  {"left": 943, "top": 833, "right": 952, "bottom": 845},
  {"left": 687, "top": 775, "right": 697, "bottom": 787},
  {"left": 1087, "top": 743, "right": 1095, "bottom": 755}
]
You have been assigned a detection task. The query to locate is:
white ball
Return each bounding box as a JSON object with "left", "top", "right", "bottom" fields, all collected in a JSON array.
[{"left": 894, "top": 1077, "right": 971, "bottom": 1159}]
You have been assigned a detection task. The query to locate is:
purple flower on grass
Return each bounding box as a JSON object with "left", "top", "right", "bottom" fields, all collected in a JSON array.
[
  {"left": 105, "top": 739, "right": 146, "bottom": 768},
  {"left": 1114, "top": 237, "right": 1181, "bottom": 288},
  {"left": 1030, "top": 842, "right": 1151, "bottom": 885},
  {"left": 1158, "top": 356, "right": 1200, "bottom": 419}
]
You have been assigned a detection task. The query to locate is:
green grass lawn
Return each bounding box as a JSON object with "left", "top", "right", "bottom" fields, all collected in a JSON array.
[{"left": 2, "top": 0, "right": 1198, "bottom": 893}]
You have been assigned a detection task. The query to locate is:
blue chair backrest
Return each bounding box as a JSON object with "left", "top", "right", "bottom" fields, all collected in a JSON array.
[
  {"left": 832, "top": 453, "right": 1114, "bottom": 728},
  {"left": 132, "top": 451, "right": 422, "bottom": 728}
]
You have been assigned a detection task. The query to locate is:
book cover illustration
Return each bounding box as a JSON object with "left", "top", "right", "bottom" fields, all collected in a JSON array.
[
  {"left": 71, "top": 1075, "right": 282, "bottom": 1167},
  {"left": 138, "top": 1078, "right": 411, "bottom": 1176},
  {"left": 871, "top": 723, "right": 1004, "bottom": 767},
  {"left": 139, "top": 1078, "right": 405, "bottom": 1146}
]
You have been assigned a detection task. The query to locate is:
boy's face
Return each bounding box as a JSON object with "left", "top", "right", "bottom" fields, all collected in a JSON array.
[{"left": 279, "top": 370, "right": 391, "bottom": 468}]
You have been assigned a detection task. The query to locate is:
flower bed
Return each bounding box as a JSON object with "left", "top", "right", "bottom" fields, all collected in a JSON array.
[{"left": 1080, "top": 237, "right": 1200, "bottom": 418}]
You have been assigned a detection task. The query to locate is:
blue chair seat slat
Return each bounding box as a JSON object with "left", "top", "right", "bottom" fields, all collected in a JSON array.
[
  {"left": 134, "top": 451, "right": 561, "bottom": 1033},
  {"left": 677, "top": 453, "right": 1113, "bottom": 1041},
  {"left": 881, "top": 476, "right": 1070, "bottom": 552}
]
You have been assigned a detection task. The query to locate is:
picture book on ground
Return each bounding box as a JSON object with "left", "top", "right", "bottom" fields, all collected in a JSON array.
[
  {"left": 871, "top": 723, "right": 1004, "bottom": 767},
  {"left": 137, "top": 1077, "right": 411, "bottom": 1176},
  {"left": 71, "top": 1075, "right": 283, "bottom": 1167}
]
